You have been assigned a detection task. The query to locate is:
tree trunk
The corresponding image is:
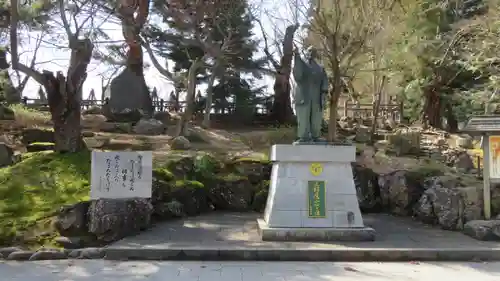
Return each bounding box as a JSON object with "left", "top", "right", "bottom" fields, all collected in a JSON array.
[
  {"left": 119, "top": 0, "right": 153, "bottom": 116},
  {"left": 422, "top": 87, "right": 442, "bottom": 128},
  {"left": 45, "top": 38, "right": 93, "bottom": 153},
  {"left": 444, "top": 101, "right": 458, "bottom": 133},
  {"left": 328, "top": 74, "right": 342, "bottom": 142},
  {"left": 370, "top": 76, "right": 386, "bottom": 144},
  {"left": 343, "top": 99, "right": 348, "bottom": 117},
  {"left": 202, "top": 64, "right": 219, "bottom": 128},
  {"left": 270, "top": 25, "right": 297, "bottom": 124},
  {"left": 176, "top": 59, "right": 202, "bottom": 137}
]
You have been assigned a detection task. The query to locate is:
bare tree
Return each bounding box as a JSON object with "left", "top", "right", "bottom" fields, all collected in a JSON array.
[
  {"left": 305, "top": 0, "right": 392, "bottom": 141},
  {"left": 10, "top": 0, "right": 102, "bottom": 152},
  {"left": 255, "top": 14, "right": 298, "bottom": 125}
]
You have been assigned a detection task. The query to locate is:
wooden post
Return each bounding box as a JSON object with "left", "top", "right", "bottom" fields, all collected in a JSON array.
[{"left": 482, "top": 135, "right": 492, "bottom": 219}]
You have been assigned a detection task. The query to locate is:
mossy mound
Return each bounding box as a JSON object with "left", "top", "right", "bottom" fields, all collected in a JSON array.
[
  {"left": 0, "top": 150, "right": 91, "bottom": 246},
  {"left": 151, "top": 153, "right": 272, "bottom": 219},
  {"left": 0, "top": 150, "right": 272, "bottom": 248}
]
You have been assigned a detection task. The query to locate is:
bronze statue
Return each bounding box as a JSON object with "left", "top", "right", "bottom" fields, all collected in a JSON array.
[{"left": 292, "top": 46, "right": 328, "bottom": 144}]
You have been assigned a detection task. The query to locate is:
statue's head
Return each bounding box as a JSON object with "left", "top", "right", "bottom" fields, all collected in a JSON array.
[{"left": 305, "top": 46, "right": 318, "bottom": 61}]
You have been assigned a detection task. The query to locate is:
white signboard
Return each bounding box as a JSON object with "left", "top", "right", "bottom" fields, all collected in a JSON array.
[{"left": 90, "top": 151, "right": 153, "bottom": 199}]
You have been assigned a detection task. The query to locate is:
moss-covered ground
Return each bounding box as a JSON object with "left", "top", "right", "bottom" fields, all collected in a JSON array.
[
  {"left": 0, "top": 149, "right": 269, "bottom": 248},
  {"left": 0, "top": 151, "right": 91, "bottom": 246}
]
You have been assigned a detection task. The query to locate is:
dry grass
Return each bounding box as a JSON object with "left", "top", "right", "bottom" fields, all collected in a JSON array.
[
  {"left": 237, "top": 127, "right": 296, "bottom": 153},
  {"left": 10, "top": 104, "right": 51, "bottom": 128}
]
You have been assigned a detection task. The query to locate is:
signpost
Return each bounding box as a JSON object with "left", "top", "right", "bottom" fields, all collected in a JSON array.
[
  {"left": 90, "top": 151, "right": 153, "bottom": 200},
  {"left": 462, "top": 115, "right": 500, "bottom": 219}
]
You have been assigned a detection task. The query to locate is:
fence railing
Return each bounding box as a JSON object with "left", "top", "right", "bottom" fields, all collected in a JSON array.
[
  {"left": 338, "top": 103, "right": 401, "bottom": 122},
  {"left": 22, "top": 97, "right": 272, "bottom": 114},
  {"left": 22, "top": 97, "right": 401, "bottom": 121}
]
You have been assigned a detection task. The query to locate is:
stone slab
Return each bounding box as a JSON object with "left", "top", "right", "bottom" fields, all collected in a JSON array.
[
  {"left": 270, "top": 144, "right": 355, "bottom": 162},
  {"left": 257, "top": 219, "right": 375, "bottom": 242}
]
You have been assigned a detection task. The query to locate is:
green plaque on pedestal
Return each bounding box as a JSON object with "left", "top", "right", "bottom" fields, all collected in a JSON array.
[{"left": 307, "top": 180, "right": 326, "bottom": 218}]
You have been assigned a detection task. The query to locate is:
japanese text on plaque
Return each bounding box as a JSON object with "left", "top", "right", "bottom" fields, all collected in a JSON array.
[{"left": 307, "top": 180, "right": 326, "bottom": 218}]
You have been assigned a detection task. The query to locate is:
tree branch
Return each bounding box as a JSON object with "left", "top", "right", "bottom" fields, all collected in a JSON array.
[{"left": 9, "top": 0, "right": 45, "bottom": 86}]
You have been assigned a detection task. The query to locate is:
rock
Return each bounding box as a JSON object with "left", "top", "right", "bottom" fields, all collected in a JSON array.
[
  {"left": 82, "top": 106, "right": 102, "bottom": 115},
  {"left": 0, "top": 104, "right": 15, "bottom": 120},
  {"left": 29, "top": 250, "right": 67, "bottom": 260},
  {"left": 352, "top": 164, "right": 381, "bottom": 212},
  {"left": 386, "top": 129, "right": 421, "bottom": 156},
  {"left": 81, "top": 114, "right": 107, "bottom": 129},
  {"left": 0, "top": 247, "right": 23, "bottom": 257},
  {"left": 433, "top": 137, "right": 447, "bottom": 146},
  {"left": 152, "top": 178, "right": 211, "bottom": 219},
  {"left": 338, "top": 117, "right": 354, "bottom": 130},
  {"left": 463, "top": 220, "right": 500, "bottom": 241},
  {"left": 82, "top": 131, "right": 95, "bottom": 137},
  {"left": 68, "top": 248, "right": 105, "bottom": 259},
  {"left": 26, "top": 142, "right": 54, "bottom": 152},
  {"left": 377, "top": 170, "right": 423, "bottom": 216},
  {"left": 7, "top": 251, "right": 35, "bottom": 261},
  {"left": 355, "top": 126, "right": 370, "bottom": 143},
  {"left": 171, "top": 136, "right": 191, "bottom": 150},
  {"left": 83, "top": 136, "right": 111, "bottom": 148},
  {"left": 0, "top": 253, "right": 3, "bottom": 259},
  {"left": 0, "top": 143, "right": 14, "bottom": 167},
  {"left": 133, "top": 118, "right": 166, "bottom": 135},
  {"left": 383, "top": 118, "right": 396, "bottom": 131},
  {"left": 99, "top": 122, "right": 133, "bottom": 133},
  {"left": 88, "top": 198, "right": 153, "bottom": 242},
  {"left": 54, "top": 201, "right": 90, "bottom": 237},
  {"left": 105, "top": 67, "right": 153, "bottom": 122},
  {"left": 153, "top": 111, "right": 173, "bottom": 125},
  {"left": 252, "top": 189, "right": 269, "bottom": 212},
  {"left": 455, "top": 152, "right": 475, "bottom": 172},
  {"left": 208, "top": 175, "right": 256, "bottom": 211},
  {"left": 456, "top": 135, "right": 473, "bottom": 149},
  {"left": 414, "top": 181, "right": 483, "bottom": 230},
  {"left": 21, "top": 128, "right": 54, "bottom": 145},
  {"left": 230, "top": 159, "right": 272, "bottom": 184},
  {"left": 54, "top": 236, "right": 85, "bottom": 249}
]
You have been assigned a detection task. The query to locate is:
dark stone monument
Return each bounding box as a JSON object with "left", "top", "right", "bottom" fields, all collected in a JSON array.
[{"left": 105, "top": 68, "right": 153, "bottom": 123}]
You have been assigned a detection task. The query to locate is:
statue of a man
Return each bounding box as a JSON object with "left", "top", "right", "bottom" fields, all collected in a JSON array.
[{"left": 292, "top": 46, "right": 328, "bottom": 144}]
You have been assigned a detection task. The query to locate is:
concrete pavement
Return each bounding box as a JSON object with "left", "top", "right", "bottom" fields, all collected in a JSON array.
[
  {"left": 1, "top": 260, "right": 500, "bottom": 280},
  {"left": 105, "top": 212, "right": 500, "bottom": 261}
]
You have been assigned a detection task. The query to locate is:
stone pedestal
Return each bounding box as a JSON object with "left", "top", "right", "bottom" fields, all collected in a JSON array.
[{"left": 258, "top": 144, "right": 375, "bottom": 241}]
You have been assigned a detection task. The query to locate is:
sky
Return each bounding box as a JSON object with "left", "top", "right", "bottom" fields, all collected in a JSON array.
[{"left": 10, "top": 0, "right": 310, "bottom": 101}]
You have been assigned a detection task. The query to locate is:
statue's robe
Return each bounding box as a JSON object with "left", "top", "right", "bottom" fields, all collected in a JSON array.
[{"left": 292, "top": 52, "right": 328, "bottom": 140}]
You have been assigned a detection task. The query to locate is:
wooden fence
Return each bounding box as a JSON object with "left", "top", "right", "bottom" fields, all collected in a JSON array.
[
  {"left": 338, "top": 103, "right": 402, "bottom": 122},
  {"left": 22, "top": 97, "right": 401, "bottom": 122}
]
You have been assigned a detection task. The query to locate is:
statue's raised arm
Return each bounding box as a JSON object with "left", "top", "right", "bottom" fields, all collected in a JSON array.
[{"left": 292, "top": 48, "right": 306, "bottom": 82}]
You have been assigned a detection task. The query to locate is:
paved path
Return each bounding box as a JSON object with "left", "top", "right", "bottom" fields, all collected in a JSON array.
[
  {"left": 104, "top": 212, "right": 500, "bottom": 261},
  {"left": 1, "top": 260, "right": 500, "bottom": 280},
  {"left": 113, "top": 213, "right": 500, "bottom": 249}
]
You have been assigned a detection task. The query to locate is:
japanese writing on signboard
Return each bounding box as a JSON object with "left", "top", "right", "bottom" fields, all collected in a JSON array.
[
  {"left": 307, "top": 180, "right": 326, "bottom": 218},
  {"left": 90, "top": 151, "right": 152, "bottom": 199}
]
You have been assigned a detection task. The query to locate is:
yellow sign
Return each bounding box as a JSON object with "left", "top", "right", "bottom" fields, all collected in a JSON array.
[
  {"left": 309, "top": 163, "right": 323, "bottom": 176},
  {"left": 489, "top": 136, "right": 500, "bottom": 178}
]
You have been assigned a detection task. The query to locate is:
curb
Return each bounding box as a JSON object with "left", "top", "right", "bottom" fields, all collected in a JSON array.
[{"left": 102, "top": 247, "right": 500, "bottom": 262}]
